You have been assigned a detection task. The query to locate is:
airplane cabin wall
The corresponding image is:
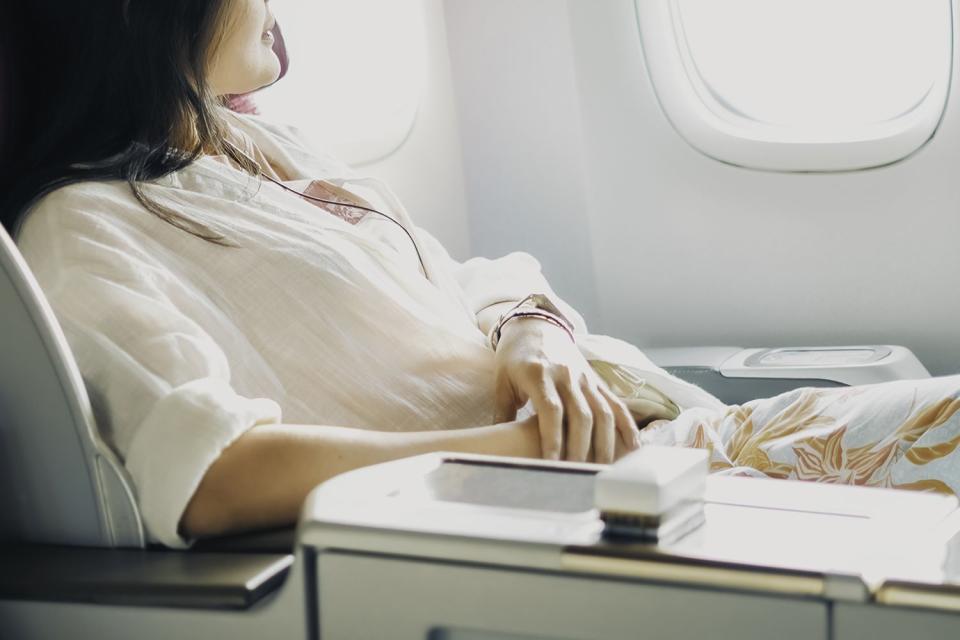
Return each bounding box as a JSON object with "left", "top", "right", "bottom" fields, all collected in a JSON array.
[
  {"left": 354, "top": 0, "right": 473, "bottom": 261},
  {"left": 444, "top": 0, "right": 960, "bottom": 376}
]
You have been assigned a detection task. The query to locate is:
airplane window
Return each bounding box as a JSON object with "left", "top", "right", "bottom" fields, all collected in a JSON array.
[
  {"left": 255, "top": 0, "right": 428, "bottom": 166},
  {"left": 635, "top": 0, "right": 953, "bottom": 171}
]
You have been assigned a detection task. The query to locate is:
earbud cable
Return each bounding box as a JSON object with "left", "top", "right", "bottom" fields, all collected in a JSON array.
[{"left": 222, "top": 139, "right": 428, "bottom": 277}]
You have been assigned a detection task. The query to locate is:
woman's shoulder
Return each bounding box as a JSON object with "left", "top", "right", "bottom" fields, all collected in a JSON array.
[
  {"left": 18, "top": 180, "right": 134, "bottom": 238},
  {"left": 15, "top": 179, "right": 164, "bottom": 277},
  {"left": 15, "top": 177, "right": 200, "bottom": 325}
]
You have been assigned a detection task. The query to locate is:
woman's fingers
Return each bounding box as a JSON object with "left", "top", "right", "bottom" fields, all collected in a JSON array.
[
  {"left": 597, "top": 383, "right": 641, "bottom": 454},
  {"left": 531, "top": 372, "right": 565, "bottom": 460},
  {"left": 581, "top": 378, "right": 616, "bottom": 464},
  {"left": 523, "top": 362, "right": 640, "bottom": 463},
  {"left": 556, "top": 369, "right": 594, "bottom": 462}
]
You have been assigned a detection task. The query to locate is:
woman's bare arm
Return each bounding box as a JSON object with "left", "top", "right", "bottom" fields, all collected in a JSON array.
[{"left": 180, "top": 417, "right": 542, "bottom": 540}]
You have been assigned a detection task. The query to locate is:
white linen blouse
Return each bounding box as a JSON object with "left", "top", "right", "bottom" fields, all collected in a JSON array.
[{"left": 14, "top": 109, "right": 723, "bottom": 548}]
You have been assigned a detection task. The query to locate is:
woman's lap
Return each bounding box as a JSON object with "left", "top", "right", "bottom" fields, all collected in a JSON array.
[{"left": 639, "top": 375, "right": 960, "bottom": 495}]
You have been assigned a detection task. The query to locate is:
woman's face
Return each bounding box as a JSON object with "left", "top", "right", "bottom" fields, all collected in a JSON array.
[{"left": 208, "top": 0, "right": 281, "bottom": 96}]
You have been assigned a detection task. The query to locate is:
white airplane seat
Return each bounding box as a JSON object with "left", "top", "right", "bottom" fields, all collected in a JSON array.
[
  {"left": 0, "top": 222, "right": 144, "bottom": 549},
  {"left": 0, "top": 226, "right": 301, "bottom": 632}
]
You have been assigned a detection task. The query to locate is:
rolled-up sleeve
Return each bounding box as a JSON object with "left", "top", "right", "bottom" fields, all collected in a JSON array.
[
  {"left": 18, "top": 202, "right": 281, "bottom": 548},
  {"left": 125, "top": 378, "right": 280, "bottom": 548}
]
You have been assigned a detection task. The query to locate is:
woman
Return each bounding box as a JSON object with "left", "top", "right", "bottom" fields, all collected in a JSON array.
[
  {"left": 1, "top": 0, "right": 720, "bottom": 548},
  {"left": 3, "top": 1, "right": 959, "bottom": 549}
]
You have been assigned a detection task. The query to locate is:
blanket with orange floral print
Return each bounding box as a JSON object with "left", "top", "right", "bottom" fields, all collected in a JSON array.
[{"left": 639, "top": 375, "right": 960, "bottom": 496}]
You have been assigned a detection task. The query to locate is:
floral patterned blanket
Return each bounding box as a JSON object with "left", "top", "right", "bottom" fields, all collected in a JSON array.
[{"left": 639, "top": 375, "right": 960, "bottom": 496}]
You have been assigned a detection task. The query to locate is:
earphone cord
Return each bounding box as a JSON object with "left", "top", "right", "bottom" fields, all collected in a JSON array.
[
  {"left": 260, "top": 172, "right": 428, "bottom": 278},
  {"left": 219, "top": 137, "right": 428, "bottom": 277}
]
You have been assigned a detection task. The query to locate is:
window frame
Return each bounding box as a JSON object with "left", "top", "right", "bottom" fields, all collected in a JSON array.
[{"left": 634, "top": 0, "right": 955, "bottom": 172}]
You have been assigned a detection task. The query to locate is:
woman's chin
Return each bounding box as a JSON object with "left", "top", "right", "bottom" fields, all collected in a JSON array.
[
  {"left": 261, "top": 53, "right": 283, "bottom": 86},
  {"left": 214, "top": 53, "right": 282, "bottom": 98},
  {"left": 238, "top": 65, "right": 282, "bottom": 96}
]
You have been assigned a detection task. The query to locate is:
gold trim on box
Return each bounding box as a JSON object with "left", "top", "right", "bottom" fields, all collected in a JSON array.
[
  {"left": 877, "top": 585, "right": 960, "bottom": 613},
  {"left": 560, "top": 552, "right": 825, "bottom": 597}
]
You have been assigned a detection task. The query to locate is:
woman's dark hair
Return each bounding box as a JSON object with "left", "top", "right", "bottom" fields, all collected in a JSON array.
[{"left": 0, "top": 0, "right": 262, "bottom": 245}]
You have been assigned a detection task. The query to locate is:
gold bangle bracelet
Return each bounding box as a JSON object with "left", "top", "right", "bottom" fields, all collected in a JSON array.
[{"left": 490, "top": 309, "right": 577, "bottom": 351}]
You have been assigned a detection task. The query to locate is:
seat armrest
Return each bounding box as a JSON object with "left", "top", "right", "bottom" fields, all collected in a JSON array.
[{"left": 0, "top": 544, "right": 293, "bottom": 610}]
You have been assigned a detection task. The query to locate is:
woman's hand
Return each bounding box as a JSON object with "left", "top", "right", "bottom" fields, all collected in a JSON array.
[{"left": 492, "top": 319, "right": 641, "bottom": 463}]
